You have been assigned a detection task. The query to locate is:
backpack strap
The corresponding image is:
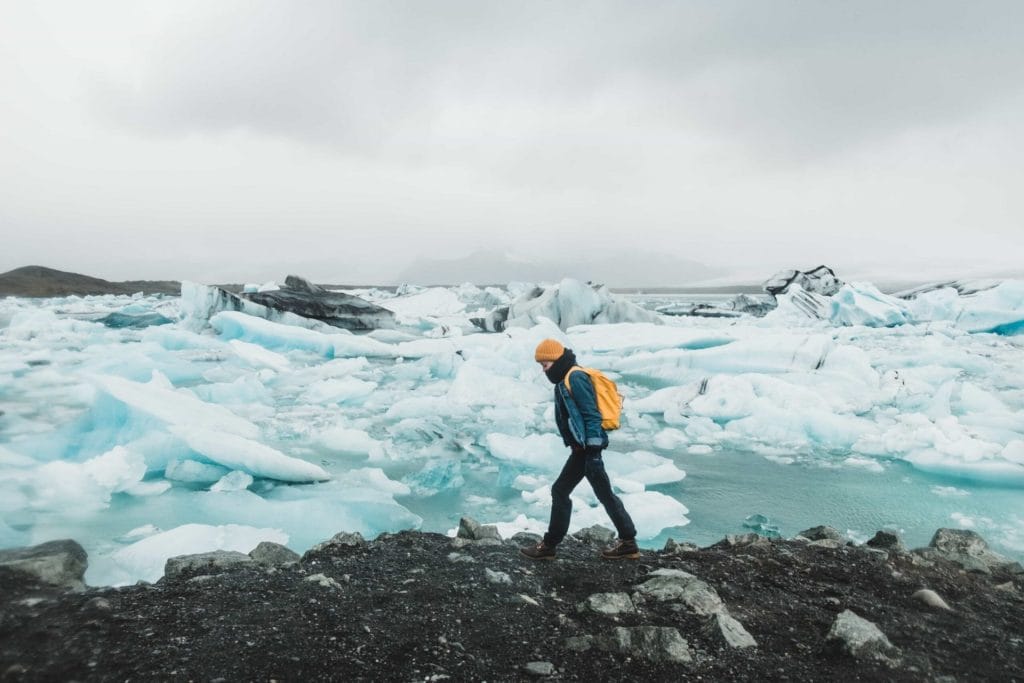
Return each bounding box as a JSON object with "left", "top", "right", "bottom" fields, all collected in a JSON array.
[{"left": 563, "top": 366, "right": 582, "bottom": 392}]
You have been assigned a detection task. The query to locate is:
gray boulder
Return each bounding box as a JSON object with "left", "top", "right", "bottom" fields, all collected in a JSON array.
[
  {"left": 596, "top": 627, "right": 692, "bottom": 663},
  {"left": 662, "top": 538, "right": 700, "bottom": 554},
  {"left": 702, "top": 612, "right": 758, "bottom": 649},
  {"left": 572, "top": 524, "right": 616, "bottom": 546},
  {"left": 825, "top": 609, "right": 901, "bottom": 664},
  {"left": 577, "top": 593, "right": 636, "bottom": 615},
  {"left": 248, "top": 542, "right": 300, "bottom": 567},
  {"left": 457, "top": 516, "right": 502, "bottom": 543},
  {"left": 927, "top": 528, "right": 1006, "bottom": 573},
  {"left": 715, "top": 533, "right": 772, "bottom": 549},
  {"left": 0, "top": 539, "right": 88, "bottom": 591},
  {"left": 485, "top": 568, "right": 513, "bottom": 586},
  {"left": 632, "top": 568, "right": 725, "bottom": 616},
  {"left": 305, "top": 531, "right": 367, "bottom": 558},
  {"left": 866, "top": 531, "right": 906, "bottom": 553},
  {"left": 164, "top": 551, "right": 253, "bottom": 580},
  {"left": 797, "top": 525, "right": 843, "bottom": 542}
]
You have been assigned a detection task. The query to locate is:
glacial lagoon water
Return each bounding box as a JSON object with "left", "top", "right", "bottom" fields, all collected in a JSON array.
[{"left": 1, "top": 282, "right": 1022, "bottom": 585}]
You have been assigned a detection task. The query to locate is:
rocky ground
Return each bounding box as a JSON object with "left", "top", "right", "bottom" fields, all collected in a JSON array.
[{"left": 1, "top": 523, "right": 1022, "bottom": 682}]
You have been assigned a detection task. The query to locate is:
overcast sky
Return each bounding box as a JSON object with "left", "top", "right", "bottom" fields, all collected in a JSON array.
[{"left": 2, "top": 1, "right": 1022, "bottom": 284}]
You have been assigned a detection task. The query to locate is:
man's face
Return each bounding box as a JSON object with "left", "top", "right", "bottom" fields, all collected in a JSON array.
[{"left": 539, "top": 361, "right": 554, "bottom": 372}]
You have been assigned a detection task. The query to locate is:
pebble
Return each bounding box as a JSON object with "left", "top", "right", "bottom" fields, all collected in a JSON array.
[
  {"left": 912, "top": 588, "right": 952, "bottom": 611},
  {"left": 524, "top": 661, "right": 555, "bottom": 677}
]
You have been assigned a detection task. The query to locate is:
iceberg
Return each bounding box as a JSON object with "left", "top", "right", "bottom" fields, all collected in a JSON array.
[
  {"left": 472, "top": 278, "right": 662, "bottom": 332},
  {"left": 242, "top": 275, "right": 396, "bottom": 331},
  {"left": 168, "top": 426, "right": 330, "bottom": 483}
]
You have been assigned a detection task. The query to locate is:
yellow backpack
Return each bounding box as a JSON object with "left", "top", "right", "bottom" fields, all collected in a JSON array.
[{"left": 564, "top": 366, "right": 623, "bottom": 431}]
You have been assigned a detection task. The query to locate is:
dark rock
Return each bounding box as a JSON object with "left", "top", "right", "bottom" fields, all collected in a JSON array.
[
  {"left": 999, "top": 561, "right": 1024, "bottom": 576},
  {"left": 484, "top": 568, "right": 512, "bottom": 585},
  {"left": 2, "top": 526, "right": 1021, "bottom": 681},
  {"left": 714, "top": 533, "right": 772, "bottom": 549},
  {"left": 798, "top": 525, "right": 843, "bottom": 542},
  {"left": 457, "top": 517, "right": 501, "bottom": 542},
  {"left": 928, "top": 528, "right": 1006, "bottom": 573},
  {"left": 524, "top": 661, "right": 555, "bottom": 677},
  {"left": 304, "top": 573, "right": 343, "bottom": 589},
  {"left": 576, "top": 593, "right": 636, "bottom": 615},
  {"left": 0, "top": 539, "right": 88, "bottom": 590},
  {"left": 304, "top": 531, "right": 367, "bottom": 559},
  {"left": 595, "top": 627, "right": 692, "bottom": 664},
  {"left": 572, "top": 525, "right": 615, "bottom": 546},
  {"left": 82, "top": 597, "right": 113, "bottom": 613},
  {"left": 825, "top": 609, "right": 900, "bottom": 664},
  {"left": 510, "top": 532, "right": 542, "bottom": 546},
  {"left": 663, "top": 538, "right": 700, "bottom": 554},
  {"left": 248, "top": 542, "right": 300, "bottom": 567},
  {"left": 701, "top": 612, "right": 758, "bottom": 649},
  {"left": 164, "top": 551, "right": 253, "bottom": 580},
  {"left": 632, "top": 568, "right": 724, "bottom": 616},
  {"left": 866, "top": 530, "right": 906, "bottom": 553}
]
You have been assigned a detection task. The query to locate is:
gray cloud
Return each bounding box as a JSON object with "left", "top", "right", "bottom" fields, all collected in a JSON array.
[
  {"left": 94, "top": 1, "right": 1024, "bottom": 162},
  {"left": 2, "top": 1, "right": 1022, "bottom": 284}
]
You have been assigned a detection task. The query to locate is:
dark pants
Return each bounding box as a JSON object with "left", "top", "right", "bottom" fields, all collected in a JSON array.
[{"left": 543, "top": 449, "right": 636, "bottom": 547}]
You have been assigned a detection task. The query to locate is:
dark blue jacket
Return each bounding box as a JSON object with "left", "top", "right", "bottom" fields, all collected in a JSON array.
[{"left": 554, "top": 369, "right": 609, "bottom": 450}]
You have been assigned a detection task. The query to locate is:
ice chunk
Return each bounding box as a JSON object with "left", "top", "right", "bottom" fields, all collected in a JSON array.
[
  {"left": 316, "top": 426, "right": 382, "bottom": 457},
  {"left": 604, "top": 450, "right": 686, "bottom": 486},
  {"left": 29, "top": 446, "right": 148, "bottom": 512},
  {"left": 485, "top": 433, "right": 566, "bottom": 472},
  {"left": 169, "top": 426, "right": 330, "bottom": 483},
  {"left": 448, "top": 362, "right": 550, "bottom": 407},
  {"left": 829, "top": 283, "right": 910, "bottom": 327},
  {"left": 474, "top": 278, "right": 661, "bottom": 332},
  {"left": 953, "top": 280, "right": 1024, "bottom": 334},
  {"left": 94, "top": 372, "right": 260, "bottom": 439},
  {"left": 563, "top": 491, "right": 689, "bottom": 540},
  {"left": 228, "top": 339, "right": 291, "bottom": 372},
  {"left": 210, "top": 311, "right": 397, "bottom": 358},
  {"left": 165, "top": 459, "right": 231, "bottom": 484},
  {"left": 403, "top": 459, "right": 465, "bottom": 496},
  {"left": 304, "top": 378, "right": 378, "bottom": 404},
  {"left": 210, "top": 471, "right": 254, "bottom": 492},
  {"left": 210, "top": 311, "right": 337, "bottom": 358},
  {"left": 108, "top": 523, "right": 288, "bottom": 584}
]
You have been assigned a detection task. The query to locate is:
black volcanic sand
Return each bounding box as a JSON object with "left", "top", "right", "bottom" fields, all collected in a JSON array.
[{"left": 2, "top": 532, "right": 1022, "bottom": 682}]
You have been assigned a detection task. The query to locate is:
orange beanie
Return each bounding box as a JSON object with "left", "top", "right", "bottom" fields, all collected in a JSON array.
[{"left": 534, "top": 338, "right": 565, "bottom": 362}]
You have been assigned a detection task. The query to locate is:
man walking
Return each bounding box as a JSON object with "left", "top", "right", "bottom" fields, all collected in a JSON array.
[{"left": 520, "top": 338, "right": 639, "bottom": 560}]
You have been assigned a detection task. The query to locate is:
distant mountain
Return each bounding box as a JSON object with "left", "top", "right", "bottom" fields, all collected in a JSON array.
[
  {"left": 0, "top": 266, "right": 181, "bottom": 297},
  {"left": 395, "top": 250, "right": 725, "bottom": 287}
]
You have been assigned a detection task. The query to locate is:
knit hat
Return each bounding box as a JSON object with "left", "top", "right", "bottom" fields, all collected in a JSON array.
[{"left": 534, "top": 338, "right": 565, "bottom": 362}]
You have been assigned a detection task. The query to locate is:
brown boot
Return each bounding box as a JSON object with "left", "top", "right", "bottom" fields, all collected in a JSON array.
[
  {"left": 601, "top": 538, "right": 640, "bottom": 560},
  {"left": 520, "top": 541, "right": 556, "bottom": 560}
]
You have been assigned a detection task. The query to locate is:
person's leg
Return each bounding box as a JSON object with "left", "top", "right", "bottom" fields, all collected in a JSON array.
[
  {"left": 542, "top": 450, "right": 586, "bottom": 547},
  {"left": 584, "top": 452, "right": 637, "bottom": 540}
]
